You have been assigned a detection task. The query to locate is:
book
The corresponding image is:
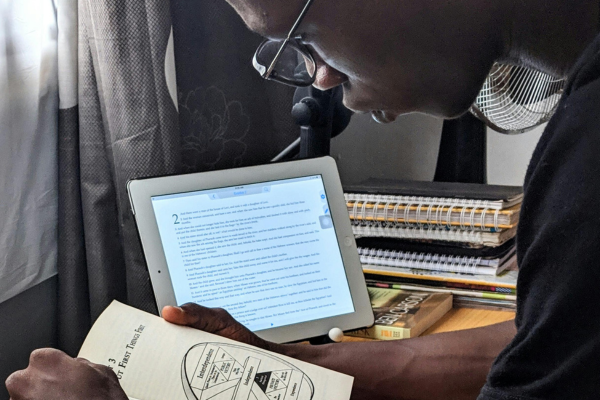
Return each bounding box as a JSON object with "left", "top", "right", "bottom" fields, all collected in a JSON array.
[
  {"left": 365, "top": 281, "right": 517, "bottom": 301},
  {"left": 453, "top": 296, "right": 517, "bottom": 312},
  {"left": 344, "top": 179, "right": 523, "bottom": 247},
  {"left": 78, "top": 301, "right": 353, "bottom": 400},
  {"left": 346, "top": 287, "right": 452, "bottom": 340},
  {"left": 363, "top": 265, "right": 518, "bottom": 290},
  {"left": 365, "top": 278, "right": 516, "bottom": 295},
  {"left": 357, "top": 239, "right": 516, "bottom": 276}
]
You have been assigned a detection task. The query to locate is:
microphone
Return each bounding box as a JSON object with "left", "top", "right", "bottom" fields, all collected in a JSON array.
[
  {"left": 292, "top": 85, "right": 353, "bottom": 159},
  {"left": 272, "top": 86, "right": 353, "bottom": 162}
]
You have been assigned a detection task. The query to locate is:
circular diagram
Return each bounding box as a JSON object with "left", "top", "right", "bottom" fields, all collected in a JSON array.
[{"left": 181, "top": 343, "right": 314, "bottom": 400}]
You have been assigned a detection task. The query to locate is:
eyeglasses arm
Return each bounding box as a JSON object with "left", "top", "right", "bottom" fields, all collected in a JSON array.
[{"left": 263, "top": 0, "right": 315, "bottom": 79}]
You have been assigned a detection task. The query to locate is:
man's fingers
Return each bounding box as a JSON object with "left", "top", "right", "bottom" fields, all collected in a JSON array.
[
  {"left": 6, "top": 370, "right": 27, "bottom": 399},
  {"left": 163, "top": 303, "right": 234, "bottom": 334},
  {"left": 6, "top": 349, "right": 71, "bottom": 398},
  {"left": 163, "top": 303, "right": 271, "bottom": 350},
  {"left": 29, "top": 348, "right": 66, "bottom": 367},
  {"left": 162, "top": 305, "right": 187, "bottom": 325}
]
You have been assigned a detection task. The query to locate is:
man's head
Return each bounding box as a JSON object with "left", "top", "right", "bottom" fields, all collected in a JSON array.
[{"left": 226, "top": 0, "right": 598, "bottom": 121}]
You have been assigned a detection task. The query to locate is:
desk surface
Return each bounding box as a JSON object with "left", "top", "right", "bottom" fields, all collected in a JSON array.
[{"left": 342, "top": 308, "right": 515, "bottom": 342}]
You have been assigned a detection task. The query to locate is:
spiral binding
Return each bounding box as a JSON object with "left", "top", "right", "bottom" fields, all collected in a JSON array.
[
  {"left": 358, "top": 247, "right": 496, "bottom": 274},
  {"left": 351, "top": 225, "right": 497, "bottom": 246},
  {"left": 345, "top": 193, "right": 505, "bottom": 210},
  {"left": 345, "top": 193, "right": 503, "bottom": 231}
]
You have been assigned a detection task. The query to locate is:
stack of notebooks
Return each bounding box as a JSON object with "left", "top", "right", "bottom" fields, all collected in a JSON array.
[{"left": 345, "top": 179, "right": 522, "bottom": 311}]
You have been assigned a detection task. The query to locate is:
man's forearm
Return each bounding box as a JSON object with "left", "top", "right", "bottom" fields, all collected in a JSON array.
[{"left": 270, "top": 321, "right": 516, "bottom": 400}]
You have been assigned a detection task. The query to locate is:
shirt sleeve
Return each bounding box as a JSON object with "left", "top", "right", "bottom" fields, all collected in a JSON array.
[{"left": 478, "top": 60, "right": 600, "bottom": 400}]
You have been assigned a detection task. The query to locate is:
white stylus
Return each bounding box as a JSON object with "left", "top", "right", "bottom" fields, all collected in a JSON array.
[{"left": 328, "top": 327, "right": 344, "bottom": 343}]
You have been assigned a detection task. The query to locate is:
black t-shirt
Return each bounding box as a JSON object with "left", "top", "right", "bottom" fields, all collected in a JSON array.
[{"left": 478, "top": 34, "right": 600, "bottom": 399}]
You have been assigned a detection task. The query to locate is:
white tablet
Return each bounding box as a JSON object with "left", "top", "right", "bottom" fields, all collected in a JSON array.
[{"left": 127, "top": 157, "right": 373, "bottom": 343}]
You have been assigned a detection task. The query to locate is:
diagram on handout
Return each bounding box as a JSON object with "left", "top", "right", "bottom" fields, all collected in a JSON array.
[{"left": 181, "top": 343, "right": 314, "bottom": 400}]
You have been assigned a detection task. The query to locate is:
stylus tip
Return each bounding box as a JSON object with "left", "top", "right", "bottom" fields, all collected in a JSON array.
[{"left": 328, "top": 327, "right": 344, "bottom": 343}]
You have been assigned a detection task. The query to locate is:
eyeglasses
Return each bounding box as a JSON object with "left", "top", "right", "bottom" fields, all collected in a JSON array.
[{"left": 252, "top": 0, "right": 317, "bottom": 87}]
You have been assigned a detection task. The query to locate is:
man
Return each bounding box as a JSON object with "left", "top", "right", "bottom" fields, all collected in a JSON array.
[{"left": 7, "top": 0, "right": 600, "bottom": 399}]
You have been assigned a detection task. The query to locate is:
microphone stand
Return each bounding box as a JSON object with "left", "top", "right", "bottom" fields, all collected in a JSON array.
[
  {"left": 289, "top": 86, "right": 354, "bottom": 344},
  {"left": 272, "top": 86, "right": 353, "bottom": 162},
  {"left": 293, "top": 87, "right": 336, "bottom": 159}
]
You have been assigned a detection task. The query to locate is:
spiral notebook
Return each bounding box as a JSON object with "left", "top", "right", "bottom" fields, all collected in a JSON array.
[
  {"left": 346, "top": 197, "right": 520, "bottom": 230},
  {"left": 345, "top": 179, "right": 523, "bottom": 208},
  {"left": 350, "top": 225, "right": 517, "bottom": 247},
  {"left": 358, "top": 247, "right": 515, "bottom": 276},
  {"left": 344, "top": 179, "right": 523, "bottom": 247},
  {"left": 357, "top": 238, "right": 516, "bottom": 276}
]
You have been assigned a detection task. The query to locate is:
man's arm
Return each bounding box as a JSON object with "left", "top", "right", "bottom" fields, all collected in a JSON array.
[
  {"left": 164, "top": 304, "right": 516, "bottom": 400},
  {"left": 6, "top": 306, "right": 514, "bottom": 400},
  {"left": 277, "top": 321, "right": 515, "bottom": 400}
]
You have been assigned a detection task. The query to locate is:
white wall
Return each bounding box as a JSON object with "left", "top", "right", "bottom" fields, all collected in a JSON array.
[
  {"left": 331, "top": 113, "right": 443, "bottom": 184},
  {"left": 486, "top": 125, "right": 545, "bottom": 186},
  {"left": 331, "top": 113, "right": 544, "bottom": 187}
]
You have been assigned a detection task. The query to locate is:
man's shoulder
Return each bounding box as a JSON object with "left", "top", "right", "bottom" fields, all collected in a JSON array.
[
  {"left": 523, "top": 34, "right": 600, "bottom": 189},
  {"left": 565, "top": 33, "right": 600, "bottom": 96}
]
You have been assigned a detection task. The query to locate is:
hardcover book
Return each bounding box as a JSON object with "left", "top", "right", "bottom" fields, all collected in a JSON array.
[{"left": 346, "top": 287, "right": 452, "bottom": 340}]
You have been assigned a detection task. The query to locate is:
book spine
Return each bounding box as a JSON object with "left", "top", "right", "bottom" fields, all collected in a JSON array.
[
  {"left": 362, "top": 269, "right": 518, "bottom": 290},
  {"left": 346, "top": 325, "right": 412, "bottom": 340},
  {"left": 365, "top": 278, "right": 517, "bottom": 294},
  {"left": 345, "top": 194, "right": 508, "bottom": 231},
  {"left": 365, "top": 282, "right": 517, "bottom": 301}
]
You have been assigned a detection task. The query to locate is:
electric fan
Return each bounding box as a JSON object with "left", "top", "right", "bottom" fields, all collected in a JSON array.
[{"left": 471, "top": 62, "right": 566, "bottom": 134}]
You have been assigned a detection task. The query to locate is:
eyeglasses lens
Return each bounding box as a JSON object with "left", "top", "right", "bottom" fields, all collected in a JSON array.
[{"left": 256, "top": 41, "right": 315, "bottom": 85}]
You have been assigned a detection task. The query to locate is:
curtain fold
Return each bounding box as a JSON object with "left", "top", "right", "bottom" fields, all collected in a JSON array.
[
  {"left": 57, "top": 0, "right": 180, "bottom": 356},
  {"left": 0, "top": 0, "right": 59, "bottom": 306},
  {"left": 57, "top": 0, "right": 301, "bottom": 356}
]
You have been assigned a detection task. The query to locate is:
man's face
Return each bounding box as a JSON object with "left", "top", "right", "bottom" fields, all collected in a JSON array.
[{"left": 227, "top": 0, "right": 504, "bottom": 121}]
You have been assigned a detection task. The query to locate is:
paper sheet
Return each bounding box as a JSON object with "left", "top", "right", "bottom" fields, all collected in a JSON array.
[{"left": 79, "top": 302, "right": 353, "bottom": 400}]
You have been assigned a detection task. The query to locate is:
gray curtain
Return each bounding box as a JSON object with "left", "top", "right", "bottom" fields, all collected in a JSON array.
[
  {"left": 57, "top": 0, "right": 180, "bottom": 356},
  {"left": 57, "top": 0, "right": 299, "bottom": 357}
]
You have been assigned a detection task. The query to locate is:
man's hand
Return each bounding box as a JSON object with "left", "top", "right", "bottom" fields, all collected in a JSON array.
[
  {"left": 162, "top": 303, "right": 273, "bottom": 351},
  {"left": 6, "top": 348, "right": 128, "bottom": 400}
]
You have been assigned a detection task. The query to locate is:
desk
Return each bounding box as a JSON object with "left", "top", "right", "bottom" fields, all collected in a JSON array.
[{"left": 342, "top": 308, "right": 515, "bottom": 342}]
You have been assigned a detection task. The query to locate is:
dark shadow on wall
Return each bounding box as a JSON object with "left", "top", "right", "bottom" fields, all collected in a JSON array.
[{"left": 434, "top": 113, "right": 487, "bottom": 184}]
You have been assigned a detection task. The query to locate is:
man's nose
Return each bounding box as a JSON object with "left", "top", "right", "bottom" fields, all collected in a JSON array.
[{"left": 312, "top": 61, "right": 348, "bottom": 91}]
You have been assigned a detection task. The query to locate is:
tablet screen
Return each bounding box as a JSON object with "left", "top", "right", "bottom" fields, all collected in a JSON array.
[{"left": 150, "top": 175, "right": 355, "bottom": 332}]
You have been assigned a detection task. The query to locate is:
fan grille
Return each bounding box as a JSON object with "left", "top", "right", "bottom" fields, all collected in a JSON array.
[{"left": 471, "top": 63, "right": 565, "bottom": 134}]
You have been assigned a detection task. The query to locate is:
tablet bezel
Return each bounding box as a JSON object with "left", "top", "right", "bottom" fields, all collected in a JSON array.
[{"left": 127, "top": 157, "right": 373, "bottom": 343}]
